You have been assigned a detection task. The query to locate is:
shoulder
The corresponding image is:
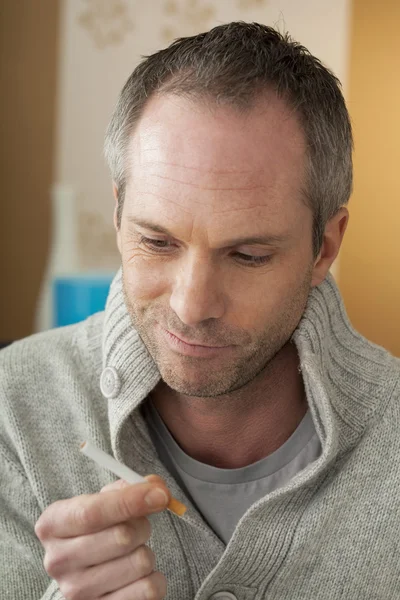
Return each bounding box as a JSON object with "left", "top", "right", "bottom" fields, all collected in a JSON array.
[
  {"left": 0, "top": 312, "right": 106, "bottom": 465},
  {"left": 0, "top": 312, "right": 110, "bottom": 503},
  {"left": 0, "top": 312, "right": 105, "bottom": 420},
  {"left": 0, "top": 311, "right": 104, "bottom": 383}
]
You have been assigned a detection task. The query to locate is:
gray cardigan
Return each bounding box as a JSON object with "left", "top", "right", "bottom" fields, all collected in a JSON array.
[{"left": 1, "top": 270, "right": 400, "bottom": 599}]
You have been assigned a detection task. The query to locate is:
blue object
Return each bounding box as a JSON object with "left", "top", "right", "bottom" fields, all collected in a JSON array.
[{"left": 53, "top": 273, "right": 115, "bottom": 327}]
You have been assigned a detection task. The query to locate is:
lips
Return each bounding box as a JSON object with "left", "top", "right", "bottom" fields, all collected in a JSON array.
[
  {"left": 160, "top": 326, "right": 235, "bottom": 358},
  {"left": 166, "top": 329, "right": 227, "bottom": 348}
]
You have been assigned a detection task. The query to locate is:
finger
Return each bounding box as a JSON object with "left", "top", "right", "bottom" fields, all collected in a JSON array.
[
  {"left": 100, "top": 475, "right": 167, "bottom": 494},
  {"left": 102, "top": 570, "right": 167, "bottom": 600},
  {"left": 58, "top": 545, "right": 156, "bottom": 600},
  {"left": 143, "top": 474, "right": 168, "bottom": 486},
  {"left": 43, "top": 518, "right": 151, "bottom": 576},
  {"left": 100, "top": 480, "right": 130, "bottom": 493},
  {"left": 35, "top": 482, "right": 170, "bottom": 539}
]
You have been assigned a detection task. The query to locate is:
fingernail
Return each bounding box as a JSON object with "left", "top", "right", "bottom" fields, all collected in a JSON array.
[{"left": 145, "top": 487, "right": 169, "bottom": 509}]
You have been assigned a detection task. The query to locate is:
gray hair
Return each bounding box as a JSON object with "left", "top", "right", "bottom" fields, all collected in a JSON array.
[{"left": 104, "top": 22, "right": 353, "bottom": 256}]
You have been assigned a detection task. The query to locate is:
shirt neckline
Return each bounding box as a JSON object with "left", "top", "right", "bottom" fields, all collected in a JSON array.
[{"left": 144, "top": 397, "right": 318, "bottom": 484}]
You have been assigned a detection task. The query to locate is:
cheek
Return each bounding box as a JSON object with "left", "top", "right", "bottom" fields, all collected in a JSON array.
[
  {"left": 123, "top": 252, "right": 170, "bottom": 302},
  {"left": 228, "top": 261, "right": 309, "bottom": 332},
  {"left": 228, "top": 282, "right": 275, "bottom": 331}
]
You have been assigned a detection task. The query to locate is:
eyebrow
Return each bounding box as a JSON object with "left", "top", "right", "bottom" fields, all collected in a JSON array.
[{"left": 127, "top": 216, "right": 290, "bottom": 247}]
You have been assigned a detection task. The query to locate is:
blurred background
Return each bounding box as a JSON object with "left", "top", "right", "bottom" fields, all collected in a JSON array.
[{"left": 0, "top": 0, "right": 399, "bottom": 355}]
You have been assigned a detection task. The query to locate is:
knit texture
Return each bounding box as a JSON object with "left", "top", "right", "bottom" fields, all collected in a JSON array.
[{"left": 1, "top": 270, "right": 400, "bottom": 599}]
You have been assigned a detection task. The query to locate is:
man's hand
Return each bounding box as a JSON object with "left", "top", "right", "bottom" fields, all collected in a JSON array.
[{"left": 35, "top": 476, "right": 170, "bottom": 600}]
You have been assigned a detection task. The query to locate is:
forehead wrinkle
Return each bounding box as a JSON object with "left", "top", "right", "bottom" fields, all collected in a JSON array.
[
  {"left": 137, "top": 155, "right": 254, "bottom": 176},
  {"left": 135, "top": 186, "right": 206, "bottom": 209},
  {"left": 134, "top": 189, "right": 195, "bottom": 212},
  {"left": 151, "top": 173, "right": 268, "bottom": 192},
  {"left": 134, "top": 154, "right": 265, "bottom": 188},
  {"left": 212, "top": 203, "right": 271, "bottom": 215}
]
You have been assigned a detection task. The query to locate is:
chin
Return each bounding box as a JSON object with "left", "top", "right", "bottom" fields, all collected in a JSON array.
[
  {"left": 159, "top": 360, "right": 252, "bottom": 397},
  {"left": 159, "top": 365, "right": 229, "bottom": 397}
]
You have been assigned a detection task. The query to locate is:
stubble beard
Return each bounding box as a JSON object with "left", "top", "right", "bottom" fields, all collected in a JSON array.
[{"left": 122, "top": 270, "right": 313, "bottom": 398}]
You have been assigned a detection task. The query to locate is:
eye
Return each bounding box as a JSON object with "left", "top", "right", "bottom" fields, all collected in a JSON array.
[
  {"left": 139, "top": 236, "right": 174, "bottom": 252},
  {"left": 234, "top": 252, "right": 272, "bottom": 266}
]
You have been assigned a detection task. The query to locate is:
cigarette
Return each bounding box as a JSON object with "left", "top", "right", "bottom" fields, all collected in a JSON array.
[{"left": 80, "top": 441, "right": 187, "bottom": 517}]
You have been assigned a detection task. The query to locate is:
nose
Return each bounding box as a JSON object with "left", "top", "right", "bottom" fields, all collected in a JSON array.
[{"left": 169, "top": 255, "right": 225, "bottom": 325}]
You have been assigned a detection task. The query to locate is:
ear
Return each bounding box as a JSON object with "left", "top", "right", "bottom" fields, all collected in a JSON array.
[
  {"left": 112, "top": 183, "right": 122, "bottom": 255},
  {"left": 311, "top": 207, "right": 349, "bottom": 287}
]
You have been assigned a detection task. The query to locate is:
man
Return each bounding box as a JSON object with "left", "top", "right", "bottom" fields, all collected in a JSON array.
[{"left": 1, "top": 22, "right": 399, "bottom": 600}]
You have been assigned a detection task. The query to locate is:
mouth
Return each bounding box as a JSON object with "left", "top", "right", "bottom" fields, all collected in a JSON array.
[
  {"left": 167, "top": 330, "right": 228, "bottom": 348},
  {"left": 161, "top": 327, "right": 234, "bottom": 358}
]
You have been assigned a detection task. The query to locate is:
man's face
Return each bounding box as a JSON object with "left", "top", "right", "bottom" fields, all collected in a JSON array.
[{"left": 117, "top": 94, "right": 315, "bottom": 397}]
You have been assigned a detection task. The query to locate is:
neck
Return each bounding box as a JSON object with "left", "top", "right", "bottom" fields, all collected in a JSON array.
[{"left": 150, "top": 341, "right": 308, "bottom": 469}]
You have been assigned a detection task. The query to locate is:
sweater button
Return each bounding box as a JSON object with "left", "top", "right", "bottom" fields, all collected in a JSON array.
[
  {"left": 209, "top": 593, "right": 238, "bottom": 600},
  {"left": 100, "top": 367, "right": 121, "bottom": 399}
]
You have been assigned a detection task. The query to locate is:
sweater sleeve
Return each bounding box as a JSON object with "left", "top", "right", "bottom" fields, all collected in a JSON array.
[{"left": 0, "top": 447, "right": 66, "bottom": 600}]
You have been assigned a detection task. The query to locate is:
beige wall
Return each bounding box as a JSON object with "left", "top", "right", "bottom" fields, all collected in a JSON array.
[
  {"left": 0, "top": 1, "right": 60, "bottom": 340},
  {"left": 339, "top": 0, "right": 400, "bottom": 356}
]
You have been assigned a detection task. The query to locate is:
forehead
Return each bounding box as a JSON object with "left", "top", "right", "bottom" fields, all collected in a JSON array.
[{"left": 124, "top": 93, "right": 309, "bottom": 237}]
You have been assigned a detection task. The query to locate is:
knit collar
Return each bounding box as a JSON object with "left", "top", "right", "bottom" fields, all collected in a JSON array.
[{"left": 101, "top": 268, "right": 398, "bottom": 468}]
